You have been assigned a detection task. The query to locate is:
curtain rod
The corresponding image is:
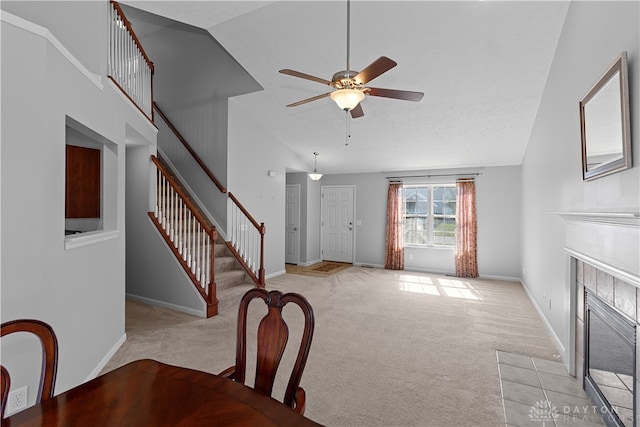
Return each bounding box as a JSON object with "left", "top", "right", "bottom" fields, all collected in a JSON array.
[{"left": 385, "top": 172, "right": 482, "bottom": 180}]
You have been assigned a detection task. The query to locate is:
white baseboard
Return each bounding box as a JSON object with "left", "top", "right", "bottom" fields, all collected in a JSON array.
[
  {"left": 354, "top": 262, "right": 384, "bottom": 269},
  {"left": 478, "top": 274, "right": 521, "bottom": 282},
  {"left": 299, "top": 259, "right": 322, "bottom": 267},
  {"left": 519, "top": 278, "right": 566, "bottom": 361},
  {"left": 401, "top": 266, "right": 453, "bottom": 276},
  {"left": 126, "top": 293, "right": 205, "bottom": 318},
  {"left": 86, "top": 332, "right": 126, "bottom": 382},
  {"left": 266, "top": 270, "right": 286, "bottom": 279}
]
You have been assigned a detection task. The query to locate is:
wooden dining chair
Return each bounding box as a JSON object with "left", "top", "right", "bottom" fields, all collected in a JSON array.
[
  {"left": 220, "top": 288, "right": 315, "bottom": 415},
  {"left": 0, "top": 319, "right": 59, "bottom": 418}
]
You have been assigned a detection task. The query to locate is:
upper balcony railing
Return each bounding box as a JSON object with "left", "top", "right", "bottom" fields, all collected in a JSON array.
[{"left": 108, "top": 1, "right": 154, "bottom": 122}]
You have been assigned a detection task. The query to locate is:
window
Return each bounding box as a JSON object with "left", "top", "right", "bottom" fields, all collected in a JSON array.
[{"left": 402, "top": 185, "right": 457, "bottom": 247}]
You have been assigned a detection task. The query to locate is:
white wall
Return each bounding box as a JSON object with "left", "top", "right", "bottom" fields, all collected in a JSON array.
[
  {"left": 227, "top": 99, "right": 309, "bottom": 277},
  {"left": 1, "top": 10, "right": 156, "bottom": 402},
  {"left": 521, "top": 1, "right": 639, "bottom": 357}
]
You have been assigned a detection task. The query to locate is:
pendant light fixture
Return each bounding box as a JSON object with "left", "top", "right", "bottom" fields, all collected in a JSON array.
[{"left": 308, "top": 152, "right": 323, "bottom": 181}]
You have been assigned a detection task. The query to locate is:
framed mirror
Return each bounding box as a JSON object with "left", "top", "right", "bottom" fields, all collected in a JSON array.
[{"left": 579, "top": 52, "right": 632, "bottom": 181}]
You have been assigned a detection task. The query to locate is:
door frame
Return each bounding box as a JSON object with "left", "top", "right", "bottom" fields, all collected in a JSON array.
[
  {"left": 285, "top": 184, "right": 301, "bottom": 265},
  {"left": 320, "top": 185, "right": 356, "bottom": 264}
]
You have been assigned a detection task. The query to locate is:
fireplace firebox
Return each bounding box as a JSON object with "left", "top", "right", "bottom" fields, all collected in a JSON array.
[{"left": 585, "top": 288, "right": 636, "bottom": 427}]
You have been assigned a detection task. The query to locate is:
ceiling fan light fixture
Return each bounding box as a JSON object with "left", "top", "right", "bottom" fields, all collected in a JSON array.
[
  {"left": 309, "top": 152, "right": 323, "bottom": 181},
  {"left": 330, "top": 88, "right": 365, "bottom": 111}
]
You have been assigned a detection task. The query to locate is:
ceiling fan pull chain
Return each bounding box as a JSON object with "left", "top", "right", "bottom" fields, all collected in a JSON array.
[{"left": 345, "top": 111, "right": 351, "bottom": 146}]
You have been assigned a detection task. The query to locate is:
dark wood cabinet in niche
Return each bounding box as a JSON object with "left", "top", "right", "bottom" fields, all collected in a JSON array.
[{"left": 65, "top": 145, "right": 100, "bottom": 219}]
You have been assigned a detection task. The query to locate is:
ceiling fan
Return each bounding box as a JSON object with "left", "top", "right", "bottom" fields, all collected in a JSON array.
[{"left": 279, "top": 0, "right": 424, "bottom": 119}]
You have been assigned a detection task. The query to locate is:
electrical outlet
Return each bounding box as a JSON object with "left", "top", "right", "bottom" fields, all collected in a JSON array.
[{"left": 7, "top": 386, "right": 28, "bottom": 415}]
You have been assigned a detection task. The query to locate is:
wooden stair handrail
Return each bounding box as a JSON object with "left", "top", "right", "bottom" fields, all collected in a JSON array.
[
  {"left": 109, "top": 1, "right": 155, "bottom": 123},
  {"left": 154, "top": 103, "right": 227, "bottom": 194},
  {"left": 111, "top": 1, "right": 154, "bottom": 74},
  {"left": 151, "top": 155, "right": 214, "bottom": 233},
  {"left": 228, "top": 192, "right": 263, "bottom": 232},
  {"left": 228, "top": 192, "right": 266, "bottom": 288},
  {"left": 149, "top": 155, "right": 219, "bottom": 317},
  {"left": 107, "top": 77, "right": 154, "bottom": 123},
  {"left": 147, "top": 211, "right": 218, "bottom": 318}
]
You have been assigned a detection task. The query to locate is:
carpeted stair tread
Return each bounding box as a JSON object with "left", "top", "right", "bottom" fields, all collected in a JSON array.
[
  {"left": 216, "top": 269, "right": 249, "bottom": 291},
  {"left": 215, "top": 256, "right": 238, "bottom": 272}
]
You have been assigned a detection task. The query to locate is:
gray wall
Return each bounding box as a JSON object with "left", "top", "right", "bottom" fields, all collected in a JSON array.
[
  {"left": 1, "top": 1, "right": 106, "bottom": 77},
  {"left": 228, "top": 99, "right": 309, "bottom": 277},
  {"left": 1, "top": 7, "right": 156, "bottom": 400},
  {"left": 125, "top": 146, "right": 205, "bottom": 315},
  {"left": 123, "top": 5, "right": 263, "bottom": 235},
  {"left": 521, "top": 1, "right": 639, "bottom": 357},
  {"left": 319, "top": 167, "right": 522, "bottom": 279},
  {"left": 319, "top": 173, "right": 388, "bottom": 267}
]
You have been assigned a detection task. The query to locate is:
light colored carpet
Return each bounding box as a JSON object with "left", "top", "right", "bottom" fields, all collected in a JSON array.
[{"left": 103, "top": 267, "right": 560, "bottom": 427}]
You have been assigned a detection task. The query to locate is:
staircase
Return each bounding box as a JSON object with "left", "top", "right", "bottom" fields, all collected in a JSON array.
[
  {"left": 152, "top": 155, "right": 255, "bottom": 315},
  {"left": 108, "top": 2, "right": 264, "bottom": 318}
]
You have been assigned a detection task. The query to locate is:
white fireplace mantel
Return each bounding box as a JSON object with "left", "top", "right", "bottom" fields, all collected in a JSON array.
[
  {"left": 559, "top": 211, "right": 640, "bottom": 384},
  {"left": 556, "top": 211, "right": 640, "bottom": 227},
  {"left": 557, "top": 211, "right": 640, "bottom": 286}
]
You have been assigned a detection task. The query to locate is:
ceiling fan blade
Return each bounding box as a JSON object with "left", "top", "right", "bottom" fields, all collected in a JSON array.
[
  {"left": 353, "top": 56, "right": 397, "bottom": 85},
  {"left": 350, "top": 103, "right": 364, "bottom": 118},
  {"left": 279, "top": 69, "right": 332, "bottom": 86},
  {"left": 366, "top": 87, "right": 424, "bottom": 102},
  {"left": 286, "top": 92, "right": 332, "bottom": 107}
]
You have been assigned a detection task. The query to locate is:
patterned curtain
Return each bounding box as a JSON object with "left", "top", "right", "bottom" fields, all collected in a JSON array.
[
  {"left": 455, "top": 179, "right": 478, "bottom": 278},
  {"left": 385, "top": 182, "right": 404, "bottom": 270}
]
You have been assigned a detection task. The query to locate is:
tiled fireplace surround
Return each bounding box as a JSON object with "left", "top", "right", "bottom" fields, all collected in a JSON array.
[{"left": 561, "top": 212, "right": 640, "bottom": 425}]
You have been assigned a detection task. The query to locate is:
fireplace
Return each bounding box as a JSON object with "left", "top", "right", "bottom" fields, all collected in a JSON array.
[
  {"left": 585, "top": 287, "right": 636, "bottom": 426},
  {"left": 561, "top": 212, "right": 640, "bottom": 427}
]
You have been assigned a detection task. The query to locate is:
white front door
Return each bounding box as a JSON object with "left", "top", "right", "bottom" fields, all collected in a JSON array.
[
  {"left": 285, "top": 184, "right": 300, "bottom": 264},
  {"left": 321, "top": 186, "right": 354, "bottom": 263}
]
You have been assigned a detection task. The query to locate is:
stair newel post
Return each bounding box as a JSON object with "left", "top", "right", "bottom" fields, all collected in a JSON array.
[
  {"left": 258, "top": 223, "right": 266, "bottom": 288},
  {"left": 208, "top": 227, "right": 218, "bottom": 299},
  {"left": 207, "top": 226, "right": 218, "bottom": 317}
]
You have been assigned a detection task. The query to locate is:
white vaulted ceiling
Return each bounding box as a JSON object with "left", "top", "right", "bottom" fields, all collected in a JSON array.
[{"left": 121, "top": 1, "right": 570, "bottom": 174}]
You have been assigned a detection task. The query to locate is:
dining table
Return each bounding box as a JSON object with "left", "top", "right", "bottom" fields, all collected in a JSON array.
[{"left": 5, "top": 359, "right": 323, "bottom": 426}]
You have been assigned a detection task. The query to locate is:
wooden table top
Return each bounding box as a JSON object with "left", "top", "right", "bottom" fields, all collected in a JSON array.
[{"left": 5, "top": 359, "right": 323, "bottom": 426}]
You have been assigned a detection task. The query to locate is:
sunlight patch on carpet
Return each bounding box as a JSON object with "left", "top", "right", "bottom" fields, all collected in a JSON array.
[{"left": 398, "top": 274, "right": 481, "bottom": 300}]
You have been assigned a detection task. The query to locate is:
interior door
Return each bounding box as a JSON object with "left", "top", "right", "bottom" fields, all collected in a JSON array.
[
  {"left": 285, "top": 184, "right": 300, "bottom": 264},
  {"left": 321, "top": 186, "right": 354, "bottom": 263}
]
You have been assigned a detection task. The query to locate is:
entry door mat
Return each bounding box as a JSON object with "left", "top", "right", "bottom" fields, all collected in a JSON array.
[{"left": 285, "top": 261, "right": 352, "bottom": 277}]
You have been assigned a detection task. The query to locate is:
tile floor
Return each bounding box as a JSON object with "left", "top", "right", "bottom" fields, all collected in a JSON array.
[{"left": 497, "top": 350, "right": 605, "bottom": 427}]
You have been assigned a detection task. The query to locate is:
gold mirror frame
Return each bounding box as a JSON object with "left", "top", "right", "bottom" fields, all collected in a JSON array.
[{"left": 579, "top": 52, "right": 632, "bottom": 181}]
